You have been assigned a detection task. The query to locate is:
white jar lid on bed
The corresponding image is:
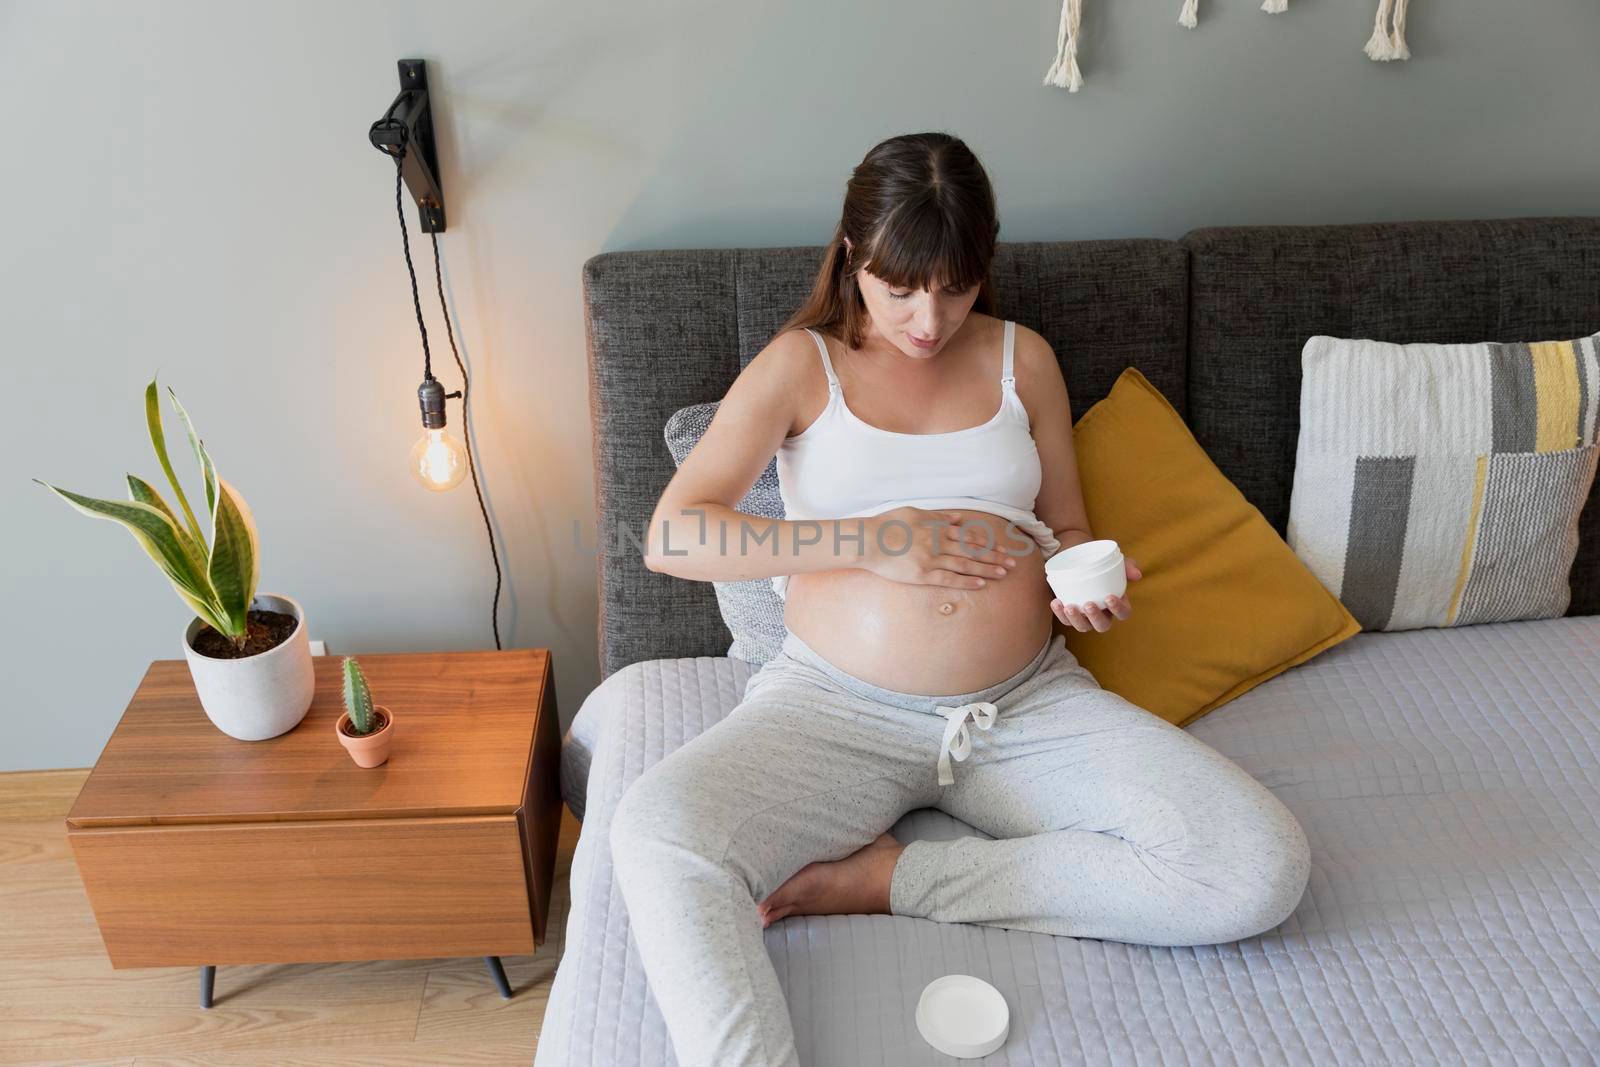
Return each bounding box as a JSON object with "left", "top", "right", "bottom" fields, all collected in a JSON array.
[{"left": 915, "top": 974, "right": 1011, "bottom": 1058}]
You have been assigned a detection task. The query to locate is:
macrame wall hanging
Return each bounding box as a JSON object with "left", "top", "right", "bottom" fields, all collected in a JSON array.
[
  {"left": 1363, "top": 0, "right": 1411, "bottom": 61},
  {"left": 1179, "top": 0, "right": 1287, "bottom": 30},
  {"left": 1043, "top": 0, "right": 1412, "bottom": 92},
  {"left": 1042, "top": 0, "right": 1084, "bottom": 91}
]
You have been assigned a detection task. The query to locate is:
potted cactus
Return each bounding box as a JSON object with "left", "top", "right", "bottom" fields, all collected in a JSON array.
[
  {"left": 336, "top": 657, "right": 395, "bottom": 768},
  {"left": 35, "top": 377, "right": 314, "bottom": 741}
]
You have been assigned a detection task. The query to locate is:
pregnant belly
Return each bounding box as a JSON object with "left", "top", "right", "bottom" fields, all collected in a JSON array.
[{"left": 783, "top": 509, "right": 1056, "bottom": 695}]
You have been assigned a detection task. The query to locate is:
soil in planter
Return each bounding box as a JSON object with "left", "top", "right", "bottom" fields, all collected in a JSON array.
[
  {"left": 339, "top": 708, "right": 391, "bottom": 738},
  {"left": 190, "top": 610, "right": 298, "bottom": 659}
]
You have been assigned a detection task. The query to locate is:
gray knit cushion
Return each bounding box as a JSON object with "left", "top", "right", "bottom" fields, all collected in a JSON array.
[{"left": 662, "top": 402, "right": 788, "bottom": 666}]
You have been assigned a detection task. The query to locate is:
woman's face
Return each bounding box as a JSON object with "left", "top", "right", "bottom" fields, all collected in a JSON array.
[{"left": 846, "top": 238, "right": 980, "bottom": 359}]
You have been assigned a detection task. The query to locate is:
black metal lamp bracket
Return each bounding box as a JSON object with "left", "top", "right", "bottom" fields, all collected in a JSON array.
[{"left": 369, "top": 59, "right": 446, "bottom": 233}]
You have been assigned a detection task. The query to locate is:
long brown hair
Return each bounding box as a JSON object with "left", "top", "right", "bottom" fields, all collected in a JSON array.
[{"left": 778, "top": 132, "right": 1000, "bottom": 350}]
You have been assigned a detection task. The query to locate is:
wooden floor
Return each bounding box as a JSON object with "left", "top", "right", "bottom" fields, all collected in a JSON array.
[{"left": 0, "top": 769, "right": 581, "bottom": 1066}]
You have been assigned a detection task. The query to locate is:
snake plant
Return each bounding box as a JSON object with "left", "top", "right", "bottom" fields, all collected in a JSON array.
[
  {"left": 35, "top": 377, "right": 260, "bottom": 651},
  {"left": 342, "top": 657, "right": 376, "bottom": 734}
]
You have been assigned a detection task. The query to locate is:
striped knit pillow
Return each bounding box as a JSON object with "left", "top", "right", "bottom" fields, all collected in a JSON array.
[{"left": 1287, "top": 332, "right": 1600, "bottom": 631}]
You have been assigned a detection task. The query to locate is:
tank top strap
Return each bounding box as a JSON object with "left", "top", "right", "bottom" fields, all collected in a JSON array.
[
  {"left": 803, "top": 328, "right": 841, "bottom": 391},
  {"left": 1001, "top": 320, "right": 1016, "bottom": 386}
]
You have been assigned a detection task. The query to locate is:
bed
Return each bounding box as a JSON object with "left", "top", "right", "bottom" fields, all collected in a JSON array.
[{"left": 536, "top": 219, "right": 1600, "bottom": 1064}]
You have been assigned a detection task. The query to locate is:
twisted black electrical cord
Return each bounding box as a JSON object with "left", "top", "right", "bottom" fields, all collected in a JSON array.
[
  {"left": 430, "top": 229, "right": 503, "bottom": 651},
  {"left": 389, "top": 153, "right": 433, "bottom": 382},
  {"left": 376, "top": 118, "right": 503, "bottom": 650}
]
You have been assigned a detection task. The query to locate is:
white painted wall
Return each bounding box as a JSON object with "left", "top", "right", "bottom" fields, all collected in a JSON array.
[{"left": 4, "top": 0, "right": 1598, "bottom": 769}]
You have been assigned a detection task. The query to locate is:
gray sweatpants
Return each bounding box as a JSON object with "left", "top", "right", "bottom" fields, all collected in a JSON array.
[{"left": 609, "top": 630, "right": 1311, "bottom": 1067}]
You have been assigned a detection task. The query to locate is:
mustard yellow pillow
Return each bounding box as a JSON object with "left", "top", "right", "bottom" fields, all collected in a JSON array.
[{"left": 1057, "top": 367, "right": 1360, "bottom": 726}]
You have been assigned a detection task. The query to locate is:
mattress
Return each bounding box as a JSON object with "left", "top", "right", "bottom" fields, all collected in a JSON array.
[{"left": 538, "top": 617, "right": 1600, "bottom": 1064}]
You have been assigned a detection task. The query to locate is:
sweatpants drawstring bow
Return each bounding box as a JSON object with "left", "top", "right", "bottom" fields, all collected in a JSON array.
[{"left": 936, "top": 701, "right": 998, "bottom": 786}]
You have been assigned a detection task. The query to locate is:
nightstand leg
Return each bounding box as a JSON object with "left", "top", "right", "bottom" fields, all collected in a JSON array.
[
  {"left": 484, "top": 955, "right": 512, "bottom": 999},
  {"left": 200, "top": 965, "right": 216, "bottom": 1009}
]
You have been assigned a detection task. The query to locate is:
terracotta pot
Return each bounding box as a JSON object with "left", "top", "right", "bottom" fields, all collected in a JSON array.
[{"left": 336, "top": 704, "right": 395, "bottom": 768}]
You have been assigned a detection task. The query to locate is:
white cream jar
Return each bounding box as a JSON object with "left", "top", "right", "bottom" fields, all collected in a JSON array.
[{"left": 1044, "top": 539, "right": 1126, "bottom": 610}]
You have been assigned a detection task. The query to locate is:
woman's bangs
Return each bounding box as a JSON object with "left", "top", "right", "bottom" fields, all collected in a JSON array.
[{"left": 865, "top": 204, "right": 987, "bottom": 293}]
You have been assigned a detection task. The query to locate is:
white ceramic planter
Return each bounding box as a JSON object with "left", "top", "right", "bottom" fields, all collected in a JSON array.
[{"left": 182, "top": 592, "right": 315, "bottom": 741}]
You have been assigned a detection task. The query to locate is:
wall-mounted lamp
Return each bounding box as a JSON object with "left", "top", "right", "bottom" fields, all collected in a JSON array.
[
  {"left": 369, "top": 59, "right": 503, "bottom": 647},
  {"left": 368, "top": 58, "right": 467, "bottom": 493}
]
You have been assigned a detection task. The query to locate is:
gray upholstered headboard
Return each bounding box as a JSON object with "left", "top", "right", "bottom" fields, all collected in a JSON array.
[{"left": 583, "top": 218, "right": 1600, "bottom": 678}]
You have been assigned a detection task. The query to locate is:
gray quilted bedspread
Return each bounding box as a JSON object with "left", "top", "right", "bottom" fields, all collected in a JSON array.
[{"left": 536, "top": 617, "right": 1600, "bottom": 1065}]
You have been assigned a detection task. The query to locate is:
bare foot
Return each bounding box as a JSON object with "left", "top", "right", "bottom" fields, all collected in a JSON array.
[{"left": 756, "top": 832, "right": 905, "bottom": 928}]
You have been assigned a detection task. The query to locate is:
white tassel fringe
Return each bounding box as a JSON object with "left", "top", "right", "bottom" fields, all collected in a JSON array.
[
  {"left": 1365, "top": 0, "right": 1412, "bottom": 61},
  {"left": 1363, "top": 0, "right": 1393, "bottom": 59},
  {"left": 1389, "top": 0, "right": 1411, "bottom": 59},
  {"left": 1043, "top": 0, "right": 1085, "bottom": 91},
  {"left": 1179, "top": 0, "right": 1198, "bottom": 29}
]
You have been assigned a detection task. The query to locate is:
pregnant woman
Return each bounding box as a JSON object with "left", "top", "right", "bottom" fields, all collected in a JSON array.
[{"left": 616, "top": 132, "right": 1311, "bottom": 1067}]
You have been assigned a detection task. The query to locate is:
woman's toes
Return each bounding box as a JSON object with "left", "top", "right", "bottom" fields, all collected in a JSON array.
[
  {"left": 758, "top": 884, "right": 792, "bottom": 919},
  {"left": 760, "top": 864, "right": 816, "bottom": 921}
]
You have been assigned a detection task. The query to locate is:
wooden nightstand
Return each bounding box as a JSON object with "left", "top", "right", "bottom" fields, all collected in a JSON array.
[{"left": 64, "top": 649, "right": 560, "bottom": 1007}]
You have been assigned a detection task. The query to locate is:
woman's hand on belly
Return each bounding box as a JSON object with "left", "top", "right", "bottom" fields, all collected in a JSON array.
[
  {"left": 784, "top": 509, "right": 1055, "bottom": 694},
  {"left": 855, "top": 506, "right": 1020, "bottom": 588}
]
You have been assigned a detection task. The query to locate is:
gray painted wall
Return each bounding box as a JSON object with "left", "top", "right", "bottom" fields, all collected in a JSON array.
[{"left": 4, "top": 0, "right": 1598, "bottom": 770}]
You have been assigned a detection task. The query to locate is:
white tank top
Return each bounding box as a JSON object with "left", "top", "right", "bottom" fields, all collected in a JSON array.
[{"left": 771, "top": 319, "right": 1062, "bottom": 600}]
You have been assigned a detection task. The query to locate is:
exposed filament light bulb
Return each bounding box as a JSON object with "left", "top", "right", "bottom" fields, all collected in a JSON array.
[
  {"left": 411, "top": 376, "right": 466, "bottom": 491},
  {"left": 411, "top": 426, "right": 466, "bottom": 491}
]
